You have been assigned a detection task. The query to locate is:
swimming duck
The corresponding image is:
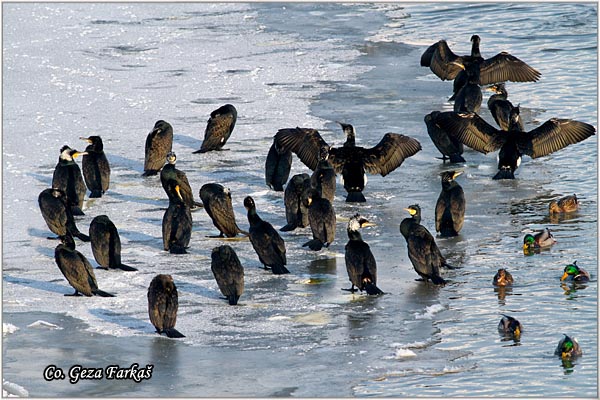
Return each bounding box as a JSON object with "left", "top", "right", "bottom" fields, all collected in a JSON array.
[
  {"left": 435, "top": 170, "right": 465, "bottom": 237},
  {"left": 194, "top": 104, "right": 237, "bottom": 153},
  {"left": 498, "top": 314, "right": 522, "bottom": 338},
  {"left": 52, "top": 145, "right": 87, "bottom": 216},
  {"left": 555, "top": 335, "right": 582, "bottom": 360},
  {"left": 143, "top": 120, "right": 173, "bottom": 176},
  {"left": 80, "top": 135, "right": 110, "bottom": 198},
  {"left": 493, "top": 268, "right": 514, "bottom": 286},
  {"left": 560, "top": 261, "right": 590, "bottom": 283},
  {"left": 523, "top": 228, "right": 556, "bottom": 253},
  {"left": 549, "top": 194, "right": 579, "bottom": 215},
  {"left": 147, "top": 274, "right": 185, "bottom": 338}
]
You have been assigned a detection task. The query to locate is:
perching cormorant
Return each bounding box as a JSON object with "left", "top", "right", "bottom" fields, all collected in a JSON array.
[
  {"left": 280, "top": 173, "right": 311, "bottom": 232},
  {"left": 486, "top": 83, "right": 524, "bottom": 131},
  {"left": 193, "top": 104, "right": 237, "bottom": 153},
  {"left": 424, "top": 111, "right": 465, "bottom": 163},
  {"left": 211, "top": 245, "right": 245, "bottom": 305},
  {"left": 433, "top": 109, "right": 596, "bottom": 179},
  {"left": 302, "top": 188, "right": 336, "bottom": 251},
  {"left": 265, "top": 140, "right": 293, "bottom": 192},
  {"left": 89, "top": 215, "right": 137, "bottom": 271},
  {"left": 38, "top": 188, "right": 90, "bottom": 242},
  {"left": 453, "top": 63, "right": 482, "bottom": 113},
  {"left": 52, "top": 145, "right": 87, "bottom": 216},
  {"left": 435, "top": 170, "right": 465, "bottom": 237},
  {"left": 160, "top": 151, "right": 203, "bottom": 210},
  {"left": 310, "top": 145, "right": 336, "bottom": 203},
  {"left": 199, "top": 183, "right": 247, "bottom": 238},
  {"left": 244, "top": 196, "right": 289, "bottom": 274},
  {"left": 147, "top": 274, "right": 185, "bottom": 338},
  {"left": 54, "top": 234, "right": 115, "bottom": 297},
  {"left": 162, "top": 180, "right": 192, "bottom": 254},
  {"left": 342, "top": 214, "right": 384, "bottom": 295},
  {"left": 274, "top": 123, "right": 421, "bottom": 202},
  {"left": 143, "top": 120, "right": 173, "bottom": 176},
  {"left": 80, "top": 136, "right": 110, "bottom": 198},
  {"left": 400, "top": 204, "right": 457, "bottom": 285}
]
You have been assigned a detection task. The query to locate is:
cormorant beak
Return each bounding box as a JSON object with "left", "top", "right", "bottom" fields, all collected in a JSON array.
[
  {"left": 73, "top": 151, "right": 88, "bottom": 158},
  {"left": 361, "top": 221, "right": 376, "bottom": 228},
  {"left": 560, "top": 272, "right": 569, "bottom": 281},
  {"left": 79, "top": 136, "right": 93, "bottom": 143},
  {"left": 450, "top": 61, "right": 466, "bottom": 70},
  {"left": 453, "top": 171, "right": 464, "bottom": 179},
  {"left": 307, "top": 197, "right": 312, "bottom": 206},
  {"left": 403, "top": 208, "right": 416, "bottom": 216}
]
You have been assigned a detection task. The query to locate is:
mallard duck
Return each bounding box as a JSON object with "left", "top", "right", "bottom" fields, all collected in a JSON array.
[
  {"left": 549, "top": 194, "right": 579, "bottom": 214},
  {"left": 523, "top": 228, "right": 556, "bottom": 252},
  {"left": 493, "top": 268, "right": 514, "bottom": 286},
  {"left": 498, "top": 314, "right": 522, "bottom": 338},
  {"left": 560, "top": 261, "right": 590, "bottom": 283},
  {"left": 555, "top": 335, "right": 582, "bottom": 359}
]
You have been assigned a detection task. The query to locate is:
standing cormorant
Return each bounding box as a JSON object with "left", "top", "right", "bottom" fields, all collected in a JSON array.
[
  {"left": 310, "top": 145, "right": 336, "bottom": 203},
  {"left": 424, "top": 111, "right": 465, "bottom": 163},
  {"left": 162, "top": 180, "right": 192, "bottom": 254},
  {"left": 435, "top": 170, "right": 465, "bottom": 237},
  {"left": 302, "top": 188, "right": 336, "bottom": 251},
  {"left": 211, "top": 245, "right": 245, "bottom": 305},
  {"left": 147, "top": 274, "right": 185, "bottom": 338},
  {"left": 274, "top": 123, "right": 421, "bottom": 202},
  {"left": 265, "top": 140, "right": 293, "bottom": 191},
  {"left": 342, "top": 214, "right": 384, "bottom": 295},
  {"left": 244, "top": 196, "right": 289, "bottom": 274},
  {"left": 160, "top": 151, "right": 203, "bottom": 210},
  {"left": 486, "top": 83, "right": 524, "bottom": 131},
  {"left": 143, "top": 120, "right": 173, "bottom": 176},
  {"left": 400, "top": 205, "right": 457, "bottom": 285},
  {"left": 280, "top": 173, "right": 311, "bottom": 232},
  {"left": 453, "top": 62, "right": 482, "bottom": 113},
  {"left": 433, "top": 110, "right": 596, "bottom": 179},
  {"left": 89, "top": 215, "right": 137, "bottom": 271},
  {"left": 193, "top": 104, "right": 237, "bottom": 153},
  {"left": 199, "top": 183, "right": 247, "bottom": 238},
  {"left": 80, "top": 136, "right": 110, "bottom": 198},
  {"left": 52, "top": 145, "right": 87, "bottom": 216},
  {"left": 54, "top": 234, "right": 115, "bottom": 297},
  {"left": 38, "top": 188, "right": 90, "bottom": 242}
]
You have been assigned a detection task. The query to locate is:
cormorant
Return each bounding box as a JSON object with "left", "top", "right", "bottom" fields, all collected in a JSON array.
[
  {"left": 80, "top": 135, "right": 110, "bottom": 198},
  {"left": 89, "top": 215, "right": 137, "bottom": 271},
  {"left": 435, "top": 170, "right": 465, "bottom": 237},
  {"left": 400, "top": 204, "right": 457, "bottom": 285},
  {"left": 560, "top": 261, "right": 590, "bottom": 283},
  {"left": 498, "top": 314, "right": 522, "bottom": 338},
  {"left": 193, "top": 104, "right": 237, "bottom": 153},
  {"left": 52, "top": 145, "right": 87, "bottom": 216},
  {"left": 243, "top": 196, "right": 289, "bottom": 274},
  {"left": 54, "top": 234, "right": 115, "bottom": 297},
  {"left": 199, "top": 183, "right": 248, "bottom": 238},
  {"left": 143, "top": 120, "right": 173, "bottom": 176},
  {"left": 211, "top": 245, "right": 244, "bottom": 305},
  {"left": 280, "top": 173, "right": 311, "bottom": 232},
  {"left": 265, "top": 140, "right": 292, "bottom": 191},
  {"left": 453, "top": 62, "right": 482, "bottom": 113},
  {"left": 486, "top": 83, "right": 524, "bottom": 131},
  {"left": 160, "top": 151, "right": 203, "bottom": 210},
  {"left": 424, "top": 111, "right": 465, "bottom": 163},
  {"left": 162, "top": 180, "right": 192, "bottom": 254},
  {"left": 302, "top": 188, "right": 336, "bottom": 251},
  {"left": 274, "top": 123, "right": 421, "bottom": 202},
  {"left": 433, "top": 109, "right": 596, "bottom": 179},
  {"left": 555, "top": 334, "right": 582, "bottom": 359},
  {"left": 310, "top": 145, "right": 336, "bottom": 203},
  {"left": 147, "top": 274, "right": 185, "bottom": 338},
  {"left": 421, "top": 34, "right": 541, "bottom": 99},
  {"left": 523, "top": 227, "right": 556, "bottom": 253},
  {"left": 493, "top": 268, "right": 514, "bottom": 286},
  {"left": 38, "top": 188, "right": 90, "bottom": 242},
  {"left": 342, "top": 214, "right": 384, "bottom": 295},
  {"left": 549, "top": 194, "right": 579, "bottom": 215}
]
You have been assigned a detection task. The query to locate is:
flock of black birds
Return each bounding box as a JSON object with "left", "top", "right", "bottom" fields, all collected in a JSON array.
[{"left": 36, "top": 36, "right": 593, "bottom": 357}]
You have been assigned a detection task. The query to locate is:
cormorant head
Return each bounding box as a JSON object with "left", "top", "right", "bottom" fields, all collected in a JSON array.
[
  {"left": 337, "top": 121, "right": 355, "bottom": 141},
  {"left": 319, "top": 146, "right": 330, "bottom": 161},
  {"left": 404, "top": 204, "right": 421, "bottom": 217},
  {"left": 50, "top": 188, "right": 65, "bottom": 198},
  {"left": 59, "top": 145, "right": 87, "bottom": 161},
  {"left": 60, "top": 234, "right": 76, "bottom": 250},
  {"left": 151, "top": 120, "right": 172, "bottom": 135},
  {"left": 347, "top": 214, "right": 375, "bottom": 232},
  {"left": 487, "top": 83, "right": 506, "bottom": 95},
  {"left": 243, "top": 196, "right": 255, "bottom": 211},
  {"left": 213, "top": 245, "right": 234, "bottom": 261},
  {"left": 212, "top": 104, "right": 237, "bottom": 118},
  {"left": 302, "top": 188, "right": 320, "bottom": 207},
  {"left": 471, "top": 34, "right": 481, "bottom": 44},
  {"left": 166, "top": 151, "right": 177, "bottom": 165},
  {"left": 508, "top": 106, "right": 522, "bottom": 130},
  {"left": 156, "top": 274, "right": 175, "bottom": 293},
  {"left": 561, "top": 261, "right": 580, "bottom": 281},
  {"left": 440, "top": 170, "right": 463, "bottom": 183}
]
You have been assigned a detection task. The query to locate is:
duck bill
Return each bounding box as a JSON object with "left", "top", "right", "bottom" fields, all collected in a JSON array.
[{"left": 560, "top": 272, "right": 569, "bottom": 281}]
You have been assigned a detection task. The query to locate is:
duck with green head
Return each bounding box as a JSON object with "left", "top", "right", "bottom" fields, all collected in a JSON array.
[
  {"left": 555, "top": 335, "right": 582, "bottom": 360},
  {"left": 523, "top": 228, "right": 556, "bottom": 253},
  {"left": 560, "top": 261, "right": 590, "bottom": 283}
]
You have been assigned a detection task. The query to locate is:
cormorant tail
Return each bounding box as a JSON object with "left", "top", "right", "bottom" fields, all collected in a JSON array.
[
  {"left": 92, "top": 289, "right": 116, "bottom": 297},
  {"left": 449, "top": 154, "right": 466, "bottom": 163},
  {"left": 169, "top": 245, "right": 188, "bottom": 254},
  {"left": 192, "top": 148, "right": 208, "bottom": 154},
  {"left": 493, "top": 170, "right": 515, "bottom": 180},
  {"left": 345, "top": 191, "right": 367, "bottom": 203},
  {"left": 303, "top": 239, "right": 324, "bottom": 251},
  {"left": 442, "top": 261, "right": 461, "bottom": 270},
  {"left": 280, "top": 223, "right": 297, "bottom": 232},
  {"left": 89, "top": 190, "right": 102, "bottom": 198},
  {"left": 142, "top": 170, "right": 159, "bottom": 177},
  {"left": 228, "top": 295, "right": 240, "bottom": 306},
  {"left": 117, "top": 264, "right": 138, "bottom": 272},
  {"left": 431, "top": 275, "right": 447, "bottom": 285},
  {"left": 364, "top": 282, "right": 384, "bottom": 296},
  {"left": 238, "top": 229, "right": 250, "bottom": 236},
  {"left": 72, "top": 206, "right": 85, "bottom": 216},
  {"left": 191, "top": 201, "right": 204, "bottom": 209},
  {"left": 163, "top": 328, "right": 186, "bottom": 338},
  {"left": 271, "top": 264, "right": 290, "bottom": 275},
  {"left": 272, "top": 183, "right": 284, "bottom": 192}
]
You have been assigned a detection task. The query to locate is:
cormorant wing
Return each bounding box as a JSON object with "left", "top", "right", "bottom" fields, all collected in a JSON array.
[
  {"left": 449, "top": 189, "right": 466, "bottom": 234},
  {"left": 253, "top": 222, "right": 287, "bottom": 266},
  {"left": 206, "top": 191, "right": 241, "bottom": 236},
  {"left": 90, "top": 224, "right": 111, "bottom": 267},
  {"left": 421, "top": 40, "right": 464, "bottom": 80},
  {"left": 362, "top": 133, "right": 422, "bottom": 176},
  {"left": 435, "top": 112, "right": 506, "bottom": 154},
  {"left": 518, "top": 119, "right": 596, "bottom": 159},
  {"left": 407, "top": 227, "right": 439, "bottom": 275},
  {"left": 274, "top": 127, "right": 329, "bottom": 171},
  {"left": 479, "top": 52, "right": 541, "bottom": 85}
]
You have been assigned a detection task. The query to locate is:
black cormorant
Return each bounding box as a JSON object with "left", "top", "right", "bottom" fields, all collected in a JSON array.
[
  {"left": 211, "top": 245, "right": 245, "bottom": 305},
  {"left": 486, "top": 83, "right": 524, "bottom": 131},
  {"left": 147, "top": 274, "right": 185, "bottom": 338},
  {"left": 193, "top": 104, "right": 237, "bottom": 153},
  {"left": 265, "top": 140, "right": 293, "bottom": 191},
  {"left": 453, "top": 62, "right": 482, "bottom": 113},
  {"left": 199, "top": 183, "right": 247, "bottom": 238},
  {"left": 498, "top": 314, "right": 522, "bottom": 338},
  {"left": 244, "top": 196, "right": 289, "bottom": 274},
  {"left": 160, "top": 151, "right": 203, "bottom": 210},
  {"left": 89, "top": 215, "right": 137, "bottom": 271},
  {"left": 38, "top": 188, "right": 90, "bottom": 242},
  {"left": 54, "top": 234, "right": 114, "bottom": 297},
  {"left": 424, "top": 111, "right": 465, "bottom": 163},
  {"left": 435, "top": 170, "right": 465, "bottom": 237},
  {"left": 274, "top": 123, "right": 421, "bottom": 202},
  {"left": 433, "top": 109, "right": 596, "bottom": 179},
  {"left": 302, "top": 188, "right": 336, "bottom": 251},
  {"left": 342, "top": 214, "right": 384, "bottom": 295},
  {"left": 143, "top": 120, "right": 173, "bottom": 176},
  {"left": 400, "top": 204, "right": 457, "bottom": 285},
  {"left": 280, "top": 173, "right": 311, "bottom": 232},
  {"left": 52, "top": 145, "right": 87, "bottom": 216},
  {"left": 162, "top": 180, "right": 192, "bottom": 254},
  {"left": 310, "top": 145, "right": 336, "bottom": 203},
  {"left": 80, "top": 135, "right": 110, "bottom": 198}
]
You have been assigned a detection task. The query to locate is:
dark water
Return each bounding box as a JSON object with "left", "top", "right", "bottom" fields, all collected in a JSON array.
[{"left": 3, "top": 2, "right": 597, "bottom": 397}]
